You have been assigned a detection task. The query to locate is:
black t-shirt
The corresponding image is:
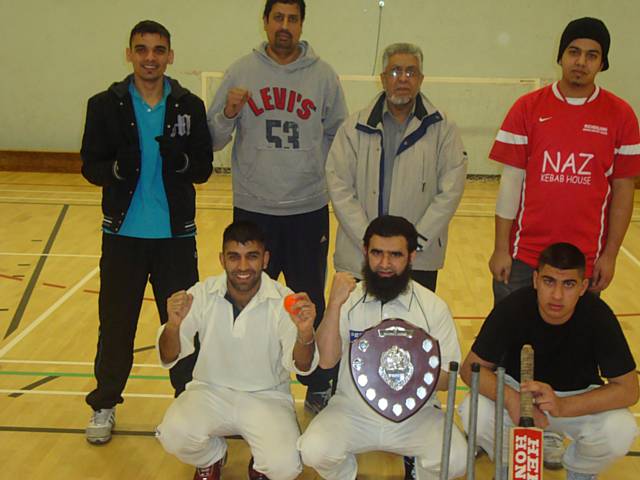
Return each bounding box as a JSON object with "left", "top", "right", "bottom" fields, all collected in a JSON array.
[{"left": 472, "top": 288, "right": 636, "bottom": 391}]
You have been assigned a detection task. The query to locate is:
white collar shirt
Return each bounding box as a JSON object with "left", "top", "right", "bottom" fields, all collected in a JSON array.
[{"left": 156, "top": 272, "right": 319, "bottom": 394}]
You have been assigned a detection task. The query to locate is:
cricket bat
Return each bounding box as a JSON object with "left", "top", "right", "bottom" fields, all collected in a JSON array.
[{"left": 508, "top": 344, "right": 543, "bottom": 479}]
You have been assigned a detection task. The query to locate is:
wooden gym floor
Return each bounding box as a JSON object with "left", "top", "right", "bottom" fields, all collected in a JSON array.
[{"left": 0, "top": 171, "right": 638, "bottom": 479}]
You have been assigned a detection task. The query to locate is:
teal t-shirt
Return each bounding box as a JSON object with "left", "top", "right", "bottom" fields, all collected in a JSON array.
[{"left": 118, "top": 79, "right": 172, "bottom": 238}]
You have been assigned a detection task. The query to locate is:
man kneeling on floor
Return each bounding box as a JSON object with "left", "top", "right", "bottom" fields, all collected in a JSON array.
[
  {"left": 156, "top": 221, "right": 319, "bottom": 480},
  {"left": 458, "top": 242, "right": 639, "bottom": 480},
  {"left": 299, "top": 215, "right": 467, "bottom": 479}
]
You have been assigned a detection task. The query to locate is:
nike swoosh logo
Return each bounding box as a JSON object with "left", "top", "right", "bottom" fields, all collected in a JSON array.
[{"left": 539, "top": 116, "right": 552, "bottom": 123}]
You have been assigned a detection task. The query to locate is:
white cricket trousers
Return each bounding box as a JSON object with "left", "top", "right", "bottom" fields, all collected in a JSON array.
[
  {"left": 156, "top": 383, "right": 303, "bottom": 480},
  {"left": 458, "top": 378, "right": 638, "bottom": 475},
  {"left": 298, "top": 394, "right": 467, "bottom": 480}
]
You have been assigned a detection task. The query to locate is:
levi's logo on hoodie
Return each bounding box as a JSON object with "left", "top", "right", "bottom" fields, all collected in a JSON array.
[{"left": 248, "top": 86, "right": 316, "bottom": 120}]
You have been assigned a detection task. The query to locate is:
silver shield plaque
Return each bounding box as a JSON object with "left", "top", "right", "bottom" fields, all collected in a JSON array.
[
  {"left": 349, "top": 318, "right": 441, "bottom": 422},
  {"left": 378, "top": 345, "right": 414, "bottom": 391}
]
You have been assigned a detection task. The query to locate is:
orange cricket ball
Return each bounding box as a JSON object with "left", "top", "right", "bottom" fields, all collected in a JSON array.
[{"left": 284, "top": 294, "right": 300, "bottom": 314}]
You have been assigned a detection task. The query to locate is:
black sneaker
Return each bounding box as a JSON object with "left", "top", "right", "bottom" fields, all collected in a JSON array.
[
  {"left": 304, "top": 386, "right": 332, "bottom": 414},
  {"left": 403, "top": 456, "right": 416, "bottom": 480}
]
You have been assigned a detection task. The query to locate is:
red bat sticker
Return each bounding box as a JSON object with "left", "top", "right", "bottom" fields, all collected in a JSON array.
[{"left": 510, "top": 427, "right": 543, "bottom": 479}]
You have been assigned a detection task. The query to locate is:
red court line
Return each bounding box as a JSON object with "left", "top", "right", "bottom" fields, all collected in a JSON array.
[
  {"left": 10, "top": 276, "right": 640, "bottom": 317},
  {"left": 0, "top": 274, "right": 23, "bottom": 282},
  {"left": 454, "top": 313, "right": 640, "bottom": 320},
  {"left": 83, "top": 288, "right": 154, "bottom": 302}
]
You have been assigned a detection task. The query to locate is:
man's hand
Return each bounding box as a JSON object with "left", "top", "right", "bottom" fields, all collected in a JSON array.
[
  {"left": 167, "top": 290, "right": 193, "bottom": 328},
  {"left": 156, "top": 135, "right": 188, "bottom": 173},
  {"left": 224, "top": 88, "right": 251, "bottom": 119},
  {"left": 590, "top": 252, "right": 616, "bottom": 292},
  {"left": 489, "top": 249, "right": 512, "bottom": 284},
  {"left": 286, "top": 292, "right": 316, "bottom": 342},
  {"left": 521, "top": 380, "right": 563, "bottom": 420},
  {"left": 114, "top": 144, "right": 140, "bottom": 179},
  {"left": 505, "top": 384, "right": 549, "bottom": 429},
  {"left": 327, "top": 272, "right": 357, "bottom": 309}
]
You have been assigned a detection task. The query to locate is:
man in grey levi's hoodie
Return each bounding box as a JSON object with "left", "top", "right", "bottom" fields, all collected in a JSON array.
[{"left": 207, "top": 0, "right": 347, "bottom": 415}]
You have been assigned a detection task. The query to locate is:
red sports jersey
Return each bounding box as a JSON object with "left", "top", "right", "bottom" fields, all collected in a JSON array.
[{"left": 490, "top": 82, "right": 640, "bottom": 275}]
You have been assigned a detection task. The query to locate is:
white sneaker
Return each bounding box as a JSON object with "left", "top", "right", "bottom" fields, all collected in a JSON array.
[
  {"left": 566, "top": 471, "right": 597, "bottom": 480},
  {"left": 543, "top": 431, "right": 564, "bottom": 470},
  {"left": 86, "top": 408, "right": 116, "bottom": 445}
]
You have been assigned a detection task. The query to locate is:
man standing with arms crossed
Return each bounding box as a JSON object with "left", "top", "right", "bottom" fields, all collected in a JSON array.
[
  {"left": 489, "top": 17, "right": 640, "bottom": 303},
  {"left": 81, "top": 20, "right": 213, "bottom": 445},
  {"left": 208, "top": 0, "right": 347, "bottom": 412}
]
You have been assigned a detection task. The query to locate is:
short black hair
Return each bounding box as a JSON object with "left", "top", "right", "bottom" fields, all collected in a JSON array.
[
  {"left": 537, "top": 242, "right": 586, "bottom": 276},
  {"left": 129, "top": 20, "right": 171, "bottom": 48},
  {"left": 222, "top": 221, "right": 266, "bottom": 250},
  {"left": 363, "top": 215, "right": 418, "bottom": 253},
  {"left": 263, "top": 0, "right": 306, "bottom": 21}
]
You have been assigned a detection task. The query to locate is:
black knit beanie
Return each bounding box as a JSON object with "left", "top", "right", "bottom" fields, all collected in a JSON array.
[{"left": 557, "top": 17, "right": 610, "bottom": 71}]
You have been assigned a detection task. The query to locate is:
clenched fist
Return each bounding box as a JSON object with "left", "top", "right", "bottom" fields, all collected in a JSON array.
[
  {"left": 224, "top": 87, "right": 251, "bottom": 119},
  {"left": 167, "top": 290, "right": 193, "bottom": 327},
  {"left": 328, "top": 272, "right": 357, "bottom": 309}
]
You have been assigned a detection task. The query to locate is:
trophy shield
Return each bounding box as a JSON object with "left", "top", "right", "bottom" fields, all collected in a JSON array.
[{"left": 349, "top": 318, "right": 441, "bottom": 422}]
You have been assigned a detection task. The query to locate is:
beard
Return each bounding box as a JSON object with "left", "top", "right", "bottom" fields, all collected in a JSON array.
[
  {"left": 273, "top": 30, "right": 295, "bottom": 52},
  {"left": 387, "top": 94, "right": 413, "bottom": 106},
  {"left": 362, "top": 262, "right": 412, "bottom": 303}
]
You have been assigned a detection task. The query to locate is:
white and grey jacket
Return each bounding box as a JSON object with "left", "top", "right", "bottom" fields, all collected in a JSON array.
[{"left": 326, "top": 92, "right": 468, "bottom": 275}]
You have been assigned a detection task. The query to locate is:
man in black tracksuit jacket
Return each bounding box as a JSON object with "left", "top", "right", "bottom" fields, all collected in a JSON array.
[{"left": 80, "top": 20, "right": 213, "bottom": 445}]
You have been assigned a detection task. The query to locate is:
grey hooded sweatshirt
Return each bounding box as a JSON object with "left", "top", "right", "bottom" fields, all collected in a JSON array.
[{"left": 208, "top": 41, "right": 347, "bottom": 215}]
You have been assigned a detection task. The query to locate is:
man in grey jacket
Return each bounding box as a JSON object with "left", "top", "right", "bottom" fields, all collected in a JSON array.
[
  {"left": 327, "top": 42, "right": 467, "bottom": 292},
  {"left": 207, "top": 0, "right": 347, "bottom": 413},
  {"left": 325, "top": 43, "right": 467, "bottom": 478}
]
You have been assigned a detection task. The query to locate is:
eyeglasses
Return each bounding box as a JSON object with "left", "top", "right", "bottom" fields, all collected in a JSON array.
[{"left": 384, "top": 67, "right": 421, "bottom": 79}]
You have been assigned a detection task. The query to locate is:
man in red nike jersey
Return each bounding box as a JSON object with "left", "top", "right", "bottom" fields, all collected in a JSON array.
[{"left": 489, "top": 17, "right": 640, "bottom": 306}]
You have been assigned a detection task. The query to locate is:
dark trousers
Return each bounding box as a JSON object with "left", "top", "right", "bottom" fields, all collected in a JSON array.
[
  {"left": 86, "top": 234, "right": 199, "bottom": 411},
  {"left": 234, "top": 206, "right": 335, "bottom": 390},
  {"left": 405, "top": 269, "right": 437, "bottom": 473}
]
